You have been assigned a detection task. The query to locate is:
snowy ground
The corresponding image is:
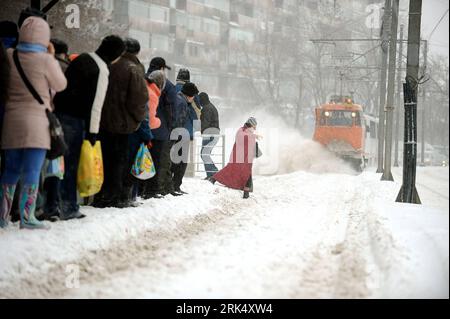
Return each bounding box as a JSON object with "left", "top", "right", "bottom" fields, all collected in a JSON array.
[{"left": 0, "top": 166, "right": 448, "bottom": 299}]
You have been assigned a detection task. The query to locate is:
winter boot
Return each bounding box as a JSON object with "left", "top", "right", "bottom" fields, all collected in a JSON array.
[
  {"left": 243, "top": 191, "right": 250, "bottom": 199},
  {"left": 19, "top": 184, "right": 50, "bottom": 230},
  {"left": 0, "top": 184, "right": 16, "bottom": 228}
]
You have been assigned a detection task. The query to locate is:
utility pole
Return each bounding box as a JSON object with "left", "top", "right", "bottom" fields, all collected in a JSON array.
[
  {"left": 396, "top": 0, "right": 422, "bottom": 204},
  {"left": 31, "top": 0, "right": 41, "bottom": 9},
  {"left": 339, "top": 71, "right": 345, "bottom": 98},
  {"left": 394, "top": 24, "right": 405, "bottom": 167},
  {"left": 420, "top": 40, "right": 428, "bottom": 166},
  {"left": 377, "top": 0, "right": 392, "bottom": 173},
  {"left": 382, "top": 0, "right": 400, "bottom": 181}
]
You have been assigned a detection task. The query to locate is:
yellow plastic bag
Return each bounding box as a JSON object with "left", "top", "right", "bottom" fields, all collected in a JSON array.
[{"left": 77, "top": 140, "right": 104, "bottom": 198}]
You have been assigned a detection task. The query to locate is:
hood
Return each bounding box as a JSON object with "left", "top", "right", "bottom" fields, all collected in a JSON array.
[
  {"left": 198, "top": 92, "right": 210, "bottom": 106},
  {"left": 18, "top": 17, "right": 50, "bottom": 47}
]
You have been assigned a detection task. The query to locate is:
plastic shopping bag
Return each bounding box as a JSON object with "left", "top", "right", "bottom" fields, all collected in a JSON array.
[
  {"left": 131, "top": 143, "right": 156, "bottom": 180},
  {"left": 77, "top": 140, "right": 104, "bottom": 198},
  {"left": 45, "top": 156, "right": 65, "bottom": 180}
]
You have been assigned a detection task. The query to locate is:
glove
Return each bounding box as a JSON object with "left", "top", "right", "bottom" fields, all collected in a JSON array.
[{"left": 86, "top": 133, "right": 98, "bottom": 146}]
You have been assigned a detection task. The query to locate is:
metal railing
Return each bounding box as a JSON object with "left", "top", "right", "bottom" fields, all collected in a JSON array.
[{"left": 186, "top": 134, "right": 226, "bottom": 177}]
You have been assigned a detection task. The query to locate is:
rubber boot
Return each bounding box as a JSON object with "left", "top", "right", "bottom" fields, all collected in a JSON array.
[
  {"left": 19, "top": 184, "right": 49, "bottom": 230},
  {"left": 0, "top": 184, "right": 16, "bottom": 228}
]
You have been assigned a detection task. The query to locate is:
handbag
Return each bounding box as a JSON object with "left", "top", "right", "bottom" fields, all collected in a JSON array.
[
  {"left": 131, "top": 143, "right": 156, "bottom": 180},
  {"left": 12, "top": 50, "right": 67, "bottom": 160},
  {"left": 77, "top": 140, "right": 104, "bottom": 197},
  {"left": 255, "top": 142, "right": 263, "bottom": 158}
]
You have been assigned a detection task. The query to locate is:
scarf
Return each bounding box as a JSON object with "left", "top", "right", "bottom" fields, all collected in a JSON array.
[{"left": 16, "top": 42, "right": 47, "bottom": 53}]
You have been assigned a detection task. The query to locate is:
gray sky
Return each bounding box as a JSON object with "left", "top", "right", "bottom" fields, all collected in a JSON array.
[{"left": 421, "top": 0, "right": 449, "bottom": 59}]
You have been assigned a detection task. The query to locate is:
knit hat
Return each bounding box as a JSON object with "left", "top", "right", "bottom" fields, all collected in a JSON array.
[
  {"left": 51, "top": 38, "right": 68, "bottom": 55},
  {"left": 124, "top": 37, "right": 140, "bottom": 54},
  {"left": 181, "top": 82, "right": 199, "bottom": 97},
  {"left": 246, "top": 117, "right": 258, "bottom": 128},
  {"left": 177, "top": 68, "right": 190, "bottom": 82},
  {"left": 96, "top": 35, "right": 125, "bottom": 64},
  {"left": 147, "top": 70, "right": 166, "bottom": 91}
]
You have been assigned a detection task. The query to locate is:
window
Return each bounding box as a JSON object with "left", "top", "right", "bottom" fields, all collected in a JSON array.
[
  {"left": 229, "top": 28, "right": 254, "bottom": 43},
  {"left": 322, "top": 111, "right": 361, "bottom": 127},
  {"left": 149, "top": 4, "right": 169, "bottom": 23},
  {"left": 188, "top": 44, "right": 200, "bottom": 57},
  {"left": 103, "top": 0, "right": 114, "bottom": 11},
  {"left": 176, "top": 0, "right": 187, "bottom": 10},
  {"left": 203, "top": 18, "right": 220, "bottom": 35},
  {"left": 129, "top": 0, "right": 149, "bottom": 18},
  {"left": 151, "top": 34, "right": 170, "bottom": 52},
  {"left": 129, "top": 29, "right": 150, "bottom": 49},
  {"left": 188, "top": 15, "right": 202, "bottom": 32}
]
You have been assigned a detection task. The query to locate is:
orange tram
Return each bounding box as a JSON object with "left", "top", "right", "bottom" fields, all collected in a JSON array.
[{"left": 313, "top": 96, "right": 368, "bottom": 171}]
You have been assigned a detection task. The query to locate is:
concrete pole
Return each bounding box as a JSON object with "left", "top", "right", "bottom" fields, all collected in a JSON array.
[
  {"left": 394, "top": 25, "right": 405, "bottom": 167},
  {"left": 377, "top": 0, "right": 392, "bottom": 173},
  {"left": 382, "top": 0, "right": 400, "bottom": 181},
  {"left": 420, "top": 40, "right": 428, "bottom": 166},
  {"left": 396, "top": 0, "right": 422, "bottom": 204}
]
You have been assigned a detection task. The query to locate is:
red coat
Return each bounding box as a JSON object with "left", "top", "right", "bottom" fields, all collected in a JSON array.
[{"left": 214, "top": 127, "right": 256, "bottom": 190}]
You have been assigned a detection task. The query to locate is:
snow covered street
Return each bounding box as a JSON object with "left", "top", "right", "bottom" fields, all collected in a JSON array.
[{"left": 0, "top": 166, "right": 448, "bottom": 299}]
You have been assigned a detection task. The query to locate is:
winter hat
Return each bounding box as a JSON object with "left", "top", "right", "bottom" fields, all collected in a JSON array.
[
  {"left": 124, "top": 37, "right": 140, "bottom": 54},
  {"left": 177, "top": 68, "right": 190, "bottom": 82},
  {"left": 0, "top": 21, "right": 18, "bottom": 49},
  {"left": 198, "top": 92, "right": 210, "bottom": 106},
  {"left": 0, "top": 21, "right": 19, "bottom": 38},
  {"left": 148, "top": 70, "right": 166, "bottom": 91},
  {"left": 96, "top": 35, "right": 125, "bottom": 64},
  {"left": 245, "top": 117, "right": 258, "bottom": 128},
  {"left": 51, "top": 38, "right": 68, "bottom": 55},
  {"left": 149, "top": 57, "right": 171, "bottom": 71},
  {"left": 181, "top": 82, "right": 199, "bottom": 97}
]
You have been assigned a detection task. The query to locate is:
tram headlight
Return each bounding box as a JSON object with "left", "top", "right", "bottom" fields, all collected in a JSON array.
[
  {"left": 351, "top": 112, "right": 357, "bottom": 118},
  {"left": 324, "top": 111, "right": 331, "bottom": 117}
]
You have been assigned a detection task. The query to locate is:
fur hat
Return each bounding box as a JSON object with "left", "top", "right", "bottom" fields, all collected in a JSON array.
[
  {"left": 181, "top": 82, "right": 199, "bottom": 97},
  {"left": 96, "top": 35, "right": 125, "bottom": 64}
]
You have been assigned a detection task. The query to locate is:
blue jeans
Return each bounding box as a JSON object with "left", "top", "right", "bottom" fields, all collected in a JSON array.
[
  {"left": 1, "top": 149, "right": 46, "bottom": 185},
  {"left": 57, "top": 113, "right": 85, "bottom": 214},
  {"left": 201, "top": 137, "right": 219, "bottom": 178}
]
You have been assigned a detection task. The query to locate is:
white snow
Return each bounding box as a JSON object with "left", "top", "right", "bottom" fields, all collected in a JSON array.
[{"left": 0, "top": 165, "right": 447, "bottom": 299}]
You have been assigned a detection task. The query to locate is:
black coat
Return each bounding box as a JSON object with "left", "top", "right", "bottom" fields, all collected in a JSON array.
[
  {"left": 54, "top": 53, "right": 107, "bottom": 133},
  {"left": 199, "top": 95, "right": 220, "bottom": 134}
]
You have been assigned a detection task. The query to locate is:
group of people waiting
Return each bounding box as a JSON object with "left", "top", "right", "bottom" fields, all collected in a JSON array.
[{"left": 0, "top": 11, "right": 260, "bottom": 231}]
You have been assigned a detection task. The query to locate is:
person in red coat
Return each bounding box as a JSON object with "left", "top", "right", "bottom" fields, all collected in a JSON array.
[{"left": 208, "top": 117, "right": 260, "bottom": 199}]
